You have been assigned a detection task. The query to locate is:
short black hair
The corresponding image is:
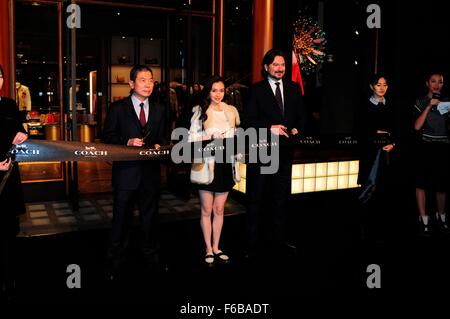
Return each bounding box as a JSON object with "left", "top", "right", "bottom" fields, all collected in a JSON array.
[
  {"left": 0, "top": 64, "right": 4, "bottom": 78},
  {"left": 369, "top": 73, "right": 388, "bottom": 86},
  {"left": 261, "top": 49, "right": 287, "bottom": 78},
  {"left": 130, "top": 65, "right": 153, "bottom": 82}
]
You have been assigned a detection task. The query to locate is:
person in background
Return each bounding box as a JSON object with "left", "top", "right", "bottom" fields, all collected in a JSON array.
[
  {"left": 413, "top": 71, "right": 449, "bottom": 236},
  {"left": 0, "top": 64, "right": 28, "bottom": 299},
  {"left": 191, "top": 82, "right": 203, "bottom": 107},
  {"left": 188, "top": 75, "right": 240, "bottom": 265}
]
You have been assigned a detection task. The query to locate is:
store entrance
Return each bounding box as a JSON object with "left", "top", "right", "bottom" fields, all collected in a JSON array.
[{"left": 14, "top": 0, "right": 215, "bottom": 199}]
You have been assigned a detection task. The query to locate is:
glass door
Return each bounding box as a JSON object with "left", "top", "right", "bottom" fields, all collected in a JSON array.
[{"left": 15, "top": 0, "right": 64, "bottom": 185}]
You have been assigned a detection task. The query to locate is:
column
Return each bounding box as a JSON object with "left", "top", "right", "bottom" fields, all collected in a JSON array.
[
  {"left": 0, "top": 0, "right": 12, "bottom": 97},
  {"left": 251, "top": 0, "right": 273, "bottom": 83}
]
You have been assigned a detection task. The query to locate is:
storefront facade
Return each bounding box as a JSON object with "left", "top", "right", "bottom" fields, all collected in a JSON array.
[{"left": 1, "top": 0, "right": 255, "bottom": 202}]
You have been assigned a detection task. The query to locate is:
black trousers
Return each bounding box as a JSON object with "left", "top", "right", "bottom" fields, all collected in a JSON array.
[
  {"left": 108, "top": 185, "right": 160, "bottom": 261},
  {"left": 246, "top": 155, "right": 292, "bottom": 248},
  {"left": 0, "top": 215, "right": 19, "bottom": 289}
]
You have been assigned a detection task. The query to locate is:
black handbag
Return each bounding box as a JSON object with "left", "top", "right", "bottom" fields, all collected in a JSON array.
[{"left": 358, "top": 149, "right": 381, "bottom": 204}]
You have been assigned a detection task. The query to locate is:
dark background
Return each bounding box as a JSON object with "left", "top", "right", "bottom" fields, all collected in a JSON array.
[{"left": 274, "top": 0, "right": 449, "bottom": 135}]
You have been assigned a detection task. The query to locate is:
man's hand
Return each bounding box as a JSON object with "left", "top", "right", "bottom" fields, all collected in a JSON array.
[
  {"left": 270, "top": 125, "right": 289, "bottom": 137},
  {"left": 211, "top": 131, "right": 225, "bottom": 139},
  {"left": 0, "top": 158, "right": 11, "bottom": 171},
  {"left": 12, "top": 132, "right": 28, "bottom": 145},
  {"left": 154, "top": 144, "right": 161, "bottom": 150},
  {"left": 382, "top": 144, "right": 394, "bottom": 152},
  {"left": 127, "top": 138, "right": 145, "bottom": 147}
]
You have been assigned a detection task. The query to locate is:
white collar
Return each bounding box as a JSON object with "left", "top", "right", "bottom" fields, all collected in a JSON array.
[
  {"left": 267, "top": 77, "right": 283, "bottom": 86},
  {"left": 131, "top": 94, "right": 148, "bottom": 108},
  {"left": 370, "top": 96, "right": 386, "bottom": 105}
]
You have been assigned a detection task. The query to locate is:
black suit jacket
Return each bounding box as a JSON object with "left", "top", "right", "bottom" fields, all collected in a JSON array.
[
  {"left": 243, "top": 78, "right": 306, "bottom": 134},
  {"left": 102, "top": 96, "right": 167, "bottom": 190},
  {"left": 0, "top": 97, "right": 27, "bottom": 216}
]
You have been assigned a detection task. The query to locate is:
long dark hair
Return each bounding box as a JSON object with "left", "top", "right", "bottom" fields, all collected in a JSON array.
[
  {"left": 198, "top": 75, "right": 226, "bottom": 122},
  {"left": 261, "top": 49, "right": 286, "bottom": 78}
]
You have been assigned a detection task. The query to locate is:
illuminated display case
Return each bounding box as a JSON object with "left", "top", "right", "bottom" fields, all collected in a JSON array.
[{"left": 233, "top": 140, "right": 361, "bottom": 195}]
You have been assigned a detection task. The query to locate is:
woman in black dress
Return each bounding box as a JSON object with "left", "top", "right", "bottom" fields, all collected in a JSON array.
[
  {"left": 413, "top": 71, "right": 449, "bottom": 235},
  {"left": 188, "top": 75, "right": 240, "bottom": 265},
  {"left": 357, "top": 74, "right": 395, "bottom": 240},
  {"left": 0, "top": 64, "right": 28, "bottom": 298}
]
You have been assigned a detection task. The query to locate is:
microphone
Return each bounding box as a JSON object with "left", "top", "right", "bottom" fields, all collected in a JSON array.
[{"left": 431, "top": 92, "right": 441, "bottom": 111}]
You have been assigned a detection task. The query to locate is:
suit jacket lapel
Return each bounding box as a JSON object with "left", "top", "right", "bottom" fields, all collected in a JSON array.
[
  {"left": 264, "top": 79, "right": 284, "bottom": 117},
  {"left": 282, "top": 81, "right": 289, "bottom": 116},
  {"left": 144, "top": 100, "right": 156, "bottom": 136},
  {"left": 125, "top": 96, "right": 143, "bottom": 133}
]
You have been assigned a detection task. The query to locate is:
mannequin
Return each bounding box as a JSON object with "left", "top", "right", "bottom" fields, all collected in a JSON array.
[
  {"left": 69, "top": 84, "right": 80, "bottom": 111},
  {"left": 15, "top": 82, "right": 31, "bottom": 111}
]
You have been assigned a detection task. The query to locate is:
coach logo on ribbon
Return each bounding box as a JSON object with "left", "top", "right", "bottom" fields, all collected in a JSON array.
[
  {"left": 139, "top": 149, "right": 170, "bottom": 156},
  {"left": 250, "top": 139, "right": 278, "bottom": 148},
  {"left": 11, "top": 144, "right": 40, "bottom": 156},
  {"left": 74, "top": 145, "right": 108, "bottom": 158}
]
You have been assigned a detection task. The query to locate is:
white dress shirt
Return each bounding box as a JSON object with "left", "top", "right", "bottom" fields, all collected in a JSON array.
[{"left": 131, "top": 94, "right": 149, "bottom": 122}]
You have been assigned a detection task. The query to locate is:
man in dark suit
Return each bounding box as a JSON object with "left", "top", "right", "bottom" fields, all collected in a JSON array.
[
  {"left": 243, "top": 49, "right": 306, "bottom": 257},
  {"left": 102, "top": 65, "right": 167, "bottom": 276}
]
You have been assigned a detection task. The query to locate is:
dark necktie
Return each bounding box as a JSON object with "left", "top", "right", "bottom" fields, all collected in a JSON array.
[
  {"left": 139, "top": 102, "right": 146, "bottom": 127},
  {"left": 275, "top": 82, "right": 283, "bottom": 112}
]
